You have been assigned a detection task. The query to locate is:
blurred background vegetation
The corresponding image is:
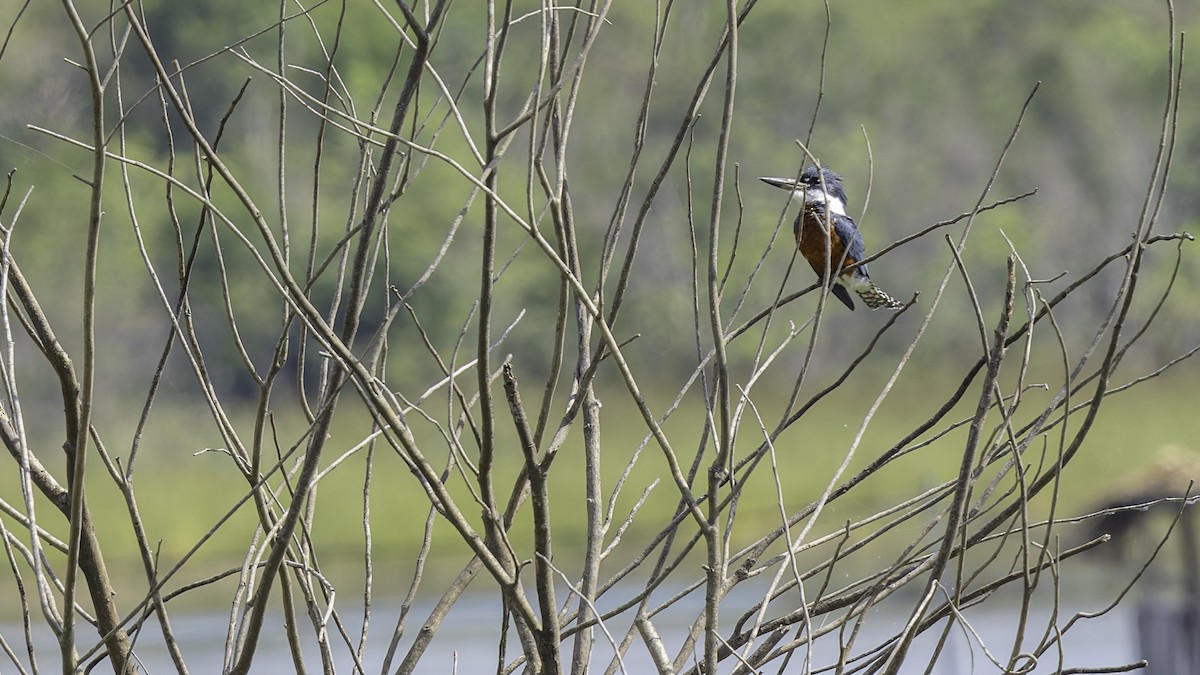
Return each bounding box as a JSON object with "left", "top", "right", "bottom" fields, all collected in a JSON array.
[{"left": 0, "top": 0, "right": 1196, "bottom": 588}]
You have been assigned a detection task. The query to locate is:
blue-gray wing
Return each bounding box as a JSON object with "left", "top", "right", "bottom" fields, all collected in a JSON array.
[{"left": 832, "top": 213, "right": 870, "bottom": 278}]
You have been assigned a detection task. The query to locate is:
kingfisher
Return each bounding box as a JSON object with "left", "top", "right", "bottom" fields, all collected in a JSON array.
[{"left": 760, "top": 166, "right": 903, "bottom": 311}]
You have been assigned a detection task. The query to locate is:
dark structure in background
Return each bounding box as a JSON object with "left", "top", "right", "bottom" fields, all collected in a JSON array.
[{"left": 1087, "top": 447, "right": 1200, "bottom": 674}]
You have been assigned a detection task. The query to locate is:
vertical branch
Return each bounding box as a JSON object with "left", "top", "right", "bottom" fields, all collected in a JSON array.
[
  {"left": 533, "top": 4, "right": 618, "bottom": 673},
  {"left": 453, "top": 0, "right": 589, "bottom": 666},
  {"left": 477, "top": 6, "right": 543, "bottom": 667},
  {"left": 477, "top": 0, "right": 503, "bottom": 559},
  {"left": 702, "top": 0, "right": 740, "bottom": 672},
  {"left": 275, "top": 0, "right": 290, "bottom": 267},
  {"left": 57, "top": 2, "right": 136, "bottom": 673},
  {"left": 58, "top": 2, "right": 103, "bottom": 666},
  {"left": 503, "top": 363, "right": 562, "bottom": 671}
]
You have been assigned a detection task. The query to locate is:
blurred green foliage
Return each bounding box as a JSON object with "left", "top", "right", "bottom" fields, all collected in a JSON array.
[
  {"left": 0, "top": 0, "right": 1196, "bottom": 579},
  {"left": 0, "top": 0, "right": 1195, "bottom": 395}
]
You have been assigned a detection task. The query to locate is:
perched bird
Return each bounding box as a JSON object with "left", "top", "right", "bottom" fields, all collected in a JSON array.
[{"left": 760, "top": 166, "right": 903, "bottom": 311}]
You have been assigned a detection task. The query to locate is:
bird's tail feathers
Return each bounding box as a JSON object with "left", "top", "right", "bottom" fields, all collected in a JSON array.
[{"left": 856, "top": 283, "right": 904, "bottom": 310}]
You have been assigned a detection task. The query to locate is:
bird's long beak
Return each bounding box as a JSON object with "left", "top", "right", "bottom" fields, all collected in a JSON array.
[{"left": 759, "top": 176, "right": 798, "bottom": 190}]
